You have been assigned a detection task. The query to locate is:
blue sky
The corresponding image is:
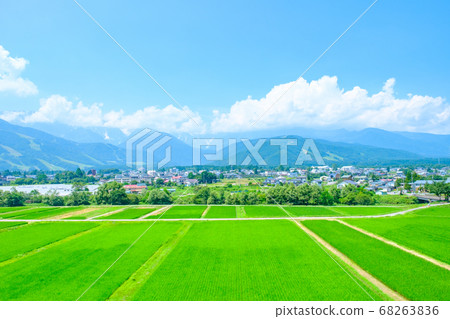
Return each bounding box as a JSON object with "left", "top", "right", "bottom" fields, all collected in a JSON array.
[{"left": 1, "top": 0, "right": 449, "bottom": 134}]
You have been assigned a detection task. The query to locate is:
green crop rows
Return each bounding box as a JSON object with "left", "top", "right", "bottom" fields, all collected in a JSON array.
[
  {"left": 97, "top": 207, "right": 157, "bottom": 220},
  {"left": 0, "top": 204, "right": 447, "bottom": 301},
  {"left": 145, "top": 205, "right": 206, "bottom": 219},
  {"left": 345, "top": 205, "right": 450, "bottom": 264},
  {"left": 65, "top": 207, "right": 121, "bottom": 220},
  {"left": 0, "top": 222, "right": 27, "bottom": 231},
  {"left": 204, "top": 206, "right": 236, "bottom": 218},
  {"left": 302, "top": 220, "right": 450, "bottom": 300}
]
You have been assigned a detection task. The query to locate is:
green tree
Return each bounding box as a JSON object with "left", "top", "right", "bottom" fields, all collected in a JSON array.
[
  {"left": 146, "top": 189, "right": 172, "bottom": 205},
  {"left": 95, "top": 182, "right": 130, "bottom": 205},
  {"left": 43, "top": 190, "right": 64, "bottom": 206}
]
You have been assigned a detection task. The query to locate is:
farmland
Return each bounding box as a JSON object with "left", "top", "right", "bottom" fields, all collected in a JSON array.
[
  {"left": 345, "top": 205, "right": 450, "bottom": 264},
  {"left": 0, "top": 203, "right": 448, "bottom": 301},
  {"left": 302, "top": 219, "right": 450, "bottom": 300},
  {"left": 96, "top": 207, "right": 157, "bottom": 220},
  {"left": 145, "top": 205, "right": 207, "bottom": 219},
  {"left": 0, "top": 222, "right": 27, "bottom": 230},
  {"left": 204, "top": 206, "right": 236, "bottom": 218},
  {"left": 65, "top": 207, "right": 121, "bottom": 220}
]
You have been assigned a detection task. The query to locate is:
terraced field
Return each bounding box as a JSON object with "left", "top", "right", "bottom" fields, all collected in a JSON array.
[{"left": 0, "top": 204, "right": 447, "bottom": 301}]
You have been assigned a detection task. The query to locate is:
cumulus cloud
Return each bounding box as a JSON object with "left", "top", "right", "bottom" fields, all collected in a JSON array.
[
  {"left": 0, "top": 45, "right": 38, "bottom": 96},
  {"left": 103, "top": 105, "right": 205, "bottom": 135},
  {"left": 0, "top": 111, "right": 25, "bottom": 122},
  {"left": 23, "top": 95, "right": 103, "bottom": 127},
  {"left": 16, "top": 94, "right": 206, "bottom": 134},
  {"left": 3, "top": 76, "right": 449, "bottom": 135},
  {"left": 211, "top": 76, "right": 450, "bottom": 134}
]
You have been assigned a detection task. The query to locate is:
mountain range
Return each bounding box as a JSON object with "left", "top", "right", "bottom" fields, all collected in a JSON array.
[{"left": 0, "top": 119, "right": 449, "bottom": 171}]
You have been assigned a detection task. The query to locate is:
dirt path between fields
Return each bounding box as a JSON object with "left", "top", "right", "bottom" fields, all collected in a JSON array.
[
  {"left": 335, "top": 219, "right": 450, "bottom": 271},
  {"left": 88, "top": 207, "right": 128, "bottom": 220},
  {"left": 50, "top": 208, "right": 97, "bottom": 220},
  {"left": 201, "top": 206, "right": 210, "bottom": 218},
  {"left": 139, "top": 206, "right": 171, "bottom": 219},
  {"left": 2, "top": 203, "right": 448, "bottom": 222},
  {"left": 108, "top": 223, "right": 193, "bottom": 300},
  {"left": 295, "top": 220, "right": 407, "bottom": 301}
]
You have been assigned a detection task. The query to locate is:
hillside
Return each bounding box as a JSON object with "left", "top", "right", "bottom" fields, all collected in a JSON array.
[{"left": 0, "top": 120, "right": 125, "bottom": 171}]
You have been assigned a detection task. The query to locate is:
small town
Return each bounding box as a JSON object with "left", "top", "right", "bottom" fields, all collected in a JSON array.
[{"left": 1, "top": 165, "right": 449, "bottom": 207}]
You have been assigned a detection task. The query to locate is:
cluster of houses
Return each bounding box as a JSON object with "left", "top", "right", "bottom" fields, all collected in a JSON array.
[{"left": 1, "top": 165, "right": 449, "bottom": 196}]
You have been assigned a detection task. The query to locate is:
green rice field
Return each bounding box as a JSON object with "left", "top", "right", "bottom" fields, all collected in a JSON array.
[
  {"left": 145, "top": 205, "right": 206, "bottom": 219},
  {"left": 204, "top": 206, "right": 236, "bottom": 218},
  {"left": 65, "top": 207, "right": 121, "bottom": 220},
  {"left": 0, "top": 222, "right": 27, "bottom": 231},
  {"left": 302, "top": 219, "right": 450, "bottom": 301},
  {"left": 0, "top": 203, "right": 447, "bottom": 301},
  {"left": 345, "top": 205, "right": 450, "bottom": 264},
  {"left": 97, "top": 207, "right": 157, "bottom": 220}
]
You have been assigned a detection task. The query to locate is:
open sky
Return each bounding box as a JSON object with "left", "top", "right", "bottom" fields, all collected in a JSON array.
[{"left": 1, "top": 0, "right": 449, "bottom": 134}]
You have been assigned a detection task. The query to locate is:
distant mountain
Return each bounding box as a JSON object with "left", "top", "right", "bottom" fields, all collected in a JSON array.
[
  {"left": 0, "top": 120, "right": 448, "bottom": 171},
  {"left": 211, "top": 127, "right": 450, "bottom": 158},
  {"left": 194, "top": 135, "right": 424, "bottom": 167},
  {"left": 23, "top": 122, "right": 128, "bottom": 146},
  {"left": 0, "top": 119, "right": 125, "bottom": 171}
]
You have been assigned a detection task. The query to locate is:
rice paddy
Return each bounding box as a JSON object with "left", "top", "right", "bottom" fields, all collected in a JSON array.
[
  {"left": 204, "top": 206, "right": 236, "bottom": 218},
  {"left": 96, "top": 207, "right": 157, "bottom": 220},
  {"left": 0, "top": 203, "right": 448, "bottom": 301},
  {"left": 145, "top": 205, "right": 207, "bottom": 219}
]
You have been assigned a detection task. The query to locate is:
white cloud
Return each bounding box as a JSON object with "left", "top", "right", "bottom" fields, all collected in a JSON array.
[
  {"left": 16, "top": 94, "right": 206, "bottom": 134},
  {"left": 211, "top": 76, "right": 450, "bottom": 134},
  {"left": 2, "top": 76, "right": 449, "bottom": 135},
  {"left": 0, "top": 45, "right": 38, "bottom": 96},
  {"left": 23, "top": 95, "right": 103, "bottom": 127},
  {"left": 0, "top": 111, "right": 25, "bottom": 122},
  {"left": 103, "top": 104, "right": 205, "bottom": 135}
]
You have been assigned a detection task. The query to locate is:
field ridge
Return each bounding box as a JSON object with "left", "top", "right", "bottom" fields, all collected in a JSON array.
[
  {"left": 335, "top": 219, "right": 450, "bottom": 271},
  {"left": 108, "top": 222, "right": 193, "bottom": 301},
  {"left": 201, "top": 206, "right": 210, "bottom": 218},
  {"left": 0, "top": 224, "right": 104, "bottom": 268},
  {"left": 296, "top": 221, "right": 407, "bottom": 301}
]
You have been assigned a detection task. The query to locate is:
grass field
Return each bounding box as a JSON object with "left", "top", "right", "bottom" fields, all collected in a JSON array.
[
  {"left": 0, "top": 222, "right": 27, "bottom": 231},
  {"left": 64, "top": 207, "right": 121, "bottom": 220},
  {"left": 302, "top": 220, "right": 450, "bottom": 300},
  {"left": 0, "top": 222, "right": 99, "bottom": 263},
  {"left": 0, "top": 207, "right": 57, "bottom": 220},
  {"left": 204, "top": 206, "right": 236, "bottom": 218},
  {"left": 284, "top": 206, "right": 338, "bottom": 216},
  {"left": 132, "top": 221, "right": 381, "bottom": 301},
  {"left": 0, "top": 207, "right": 30, "bottom": 214},
  {"left": 145, "top": 206, "right": 206, "bottom": 219},
  {"left": 11, "top": 207, "right": 84, "bottom": 220},
  {"left": 0, "top": 222, "right": 183, "bottom": 300},
  {"left": 243, "top": 206, "right": 286, "bottom": 218},
  {"left": 0, "top": 204, "right": 447, "bottom": 301},
  {"left": 345, "top": 205, "right": 450, "bottom": 264},
  {"left": 97, "top": 207, "right": 157, "bottom": 220}
]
